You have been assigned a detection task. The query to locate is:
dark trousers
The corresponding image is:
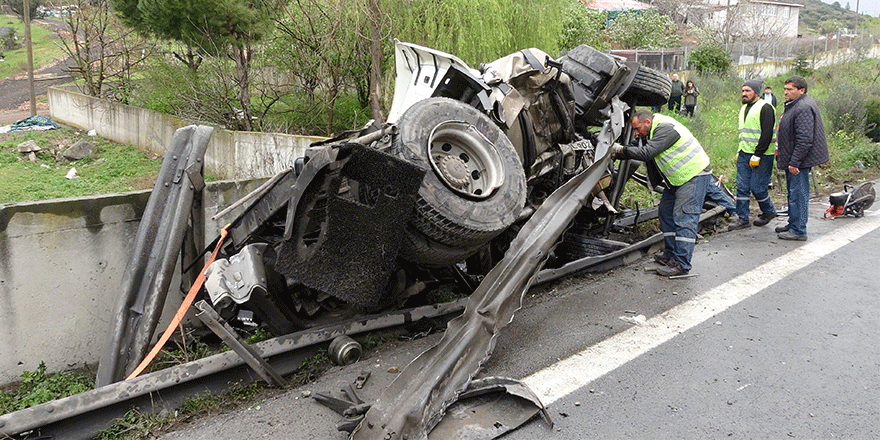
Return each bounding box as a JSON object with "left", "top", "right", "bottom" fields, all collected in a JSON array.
[
  {"left": 658, "top": 174, "right": 711, "bottom": 271},
  {"left": 735, "top": 151, "right": 776, "bottom": 221},
  {"left": 668, "top": 95, "right": 682, "bottom": 112},
  {"left": 785, "top": 168, "right": 812, "bottom": 236}
]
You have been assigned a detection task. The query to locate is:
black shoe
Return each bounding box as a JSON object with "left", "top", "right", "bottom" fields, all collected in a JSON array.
[
  {"left": 656, "top": 260, "right": 688, "bottom": 277},
  {"left": 728, "top": 219, "right": 751, "bottom": 231},
  {"left": 653, "top": 254, "right": 672, "bottom": 266},
  {"left": 778, "top": 230, "right": 807, "bottom": 241},
  {"left": 775, "top": 224, "right": 789, "bottom": 233},
  {"left": 753, "top": 212, "right": 777, "bottom": 226}
]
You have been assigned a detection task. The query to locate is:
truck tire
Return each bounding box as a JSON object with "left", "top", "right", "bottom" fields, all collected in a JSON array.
[
  {"left": 390, "top": 97, "right": 526, "bottom": 266},
  {"left": 621, "top": 66, "right": 672, "bottom": 107}
]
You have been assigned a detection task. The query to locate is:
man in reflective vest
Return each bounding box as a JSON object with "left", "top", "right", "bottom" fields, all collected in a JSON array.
[
  {"left": 729, "top": 78, "right": 778, "bottom": 231},
  {"left": 613, "top": 109, "right": 713, "bottom": 277}
]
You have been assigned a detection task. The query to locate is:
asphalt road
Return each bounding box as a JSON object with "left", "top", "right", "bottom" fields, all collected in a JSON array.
[
  {"left": 158, "top": 182, "right": 880, "bottom": 439},
  {"left": 0, "top": 19, "right": 74, "bottom": 125}
]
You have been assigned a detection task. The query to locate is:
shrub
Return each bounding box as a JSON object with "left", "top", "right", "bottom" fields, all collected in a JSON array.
[
  {"left": 688, "top": 43, "right": 731, "bottom": 76},
  {"left": 791, "top": 54, "right": 814, "bottom": 77},
  {"left": 821, "top": 79, "right": 866, "bottom": 136},
  {"left": 866, "top": 96, "right": 880, "bottom": 142},
  {"left": 828, "top": 131, "right": 880, "bottom": 169}
]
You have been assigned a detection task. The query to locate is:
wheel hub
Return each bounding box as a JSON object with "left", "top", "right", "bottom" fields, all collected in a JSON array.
[
  {"left": 438, "top": 155, "right": 470, "bottom": 189},
  {"left": 427, "top": 120, "right": 505, "bottom": 199}
]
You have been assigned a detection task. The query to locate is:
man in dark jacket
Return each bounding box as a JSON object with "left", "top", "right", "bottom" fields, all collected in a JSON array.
[
  {"left": 668, "top": 73, "right": 684, "bottom": 112},
  {"left": 775, "top": 75, "right": 829, "bottom": 240}
]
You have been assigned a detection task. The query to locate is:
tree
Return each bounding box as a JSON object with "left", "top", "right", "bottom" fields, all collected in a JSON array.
[
  {"left": 560, "top": 1, "right": 609, "bottom": 52},
  {"left": 1, "top": 0, "right": 41, "bottom": 19},
  {"left": 111, "top": 0, "right": 280, "bottom": 131},
  {"left": 55, "top": 0, "right": 153, "bottom": 100},
  {"left": 688, "top": 42, "right": 731, "bottom": 75},
  {"left": 606, "top": 10, "right": 678, "bottom": 49},
  {"left": 267, "top": 0, "right": 367, "bottom": 135}
]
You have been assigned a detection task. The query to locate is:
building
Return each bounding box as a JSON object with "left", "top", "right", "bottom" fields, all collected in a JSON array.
[{"left": 703, "top": 0, "right": 804, "bottom": 39}]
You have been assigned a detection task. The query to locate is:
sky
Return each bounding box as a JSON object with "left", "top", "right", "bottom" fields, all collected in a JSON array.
[{"left": 819, "top": 0, "right": 880, "bottom": 17}]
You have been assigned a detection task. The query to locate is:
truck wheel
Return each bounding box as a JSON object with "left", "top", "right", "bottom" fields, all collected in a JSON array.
[
  {"left": 622, "top": 66, "right": 671, "bottom": 107},
  {"left": 390, "top": 97, "right": 526, "bottom": 266}
]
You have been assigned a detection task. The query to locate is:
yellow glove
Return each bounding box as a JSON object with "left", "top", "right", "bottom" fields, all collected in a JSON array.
[{"left": 749, "top": 155, "right": 760, "bottom": 168}]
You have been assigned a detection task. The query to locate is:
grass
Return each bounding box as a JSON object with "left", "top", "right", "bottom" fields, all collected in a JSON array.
[
  {"left": 0, "top": 126, "right": 162, "bottom": 203},
  {"left": 0, "top": 15, "right": 68, "bottom": 79},
  {"left": 0, "top": 362, "right": 94, "bottom": 414}
]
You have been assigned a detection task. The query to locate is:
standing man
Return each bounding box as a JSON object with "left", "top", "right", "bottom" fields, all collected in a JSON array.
[
  {"left": 613, "top": 109, "right": 713, "bottom": 276},
  {"left": 668, "top": 74, "right": 684, "bottom": 113},
  {"left": 763, "top": 86, "right": 778, "bottom": 106},
  {"left": 729, "top": 78, "right": 777, "bottom": 231},
  {"left": 775, "top": 75, "right": 829, "bottom": 241}
]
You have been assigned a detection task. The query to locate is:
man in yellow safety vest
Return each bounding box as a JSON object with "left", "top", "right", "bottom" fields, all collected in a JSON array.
[
  {"left": 728, "top": 78, "right": 778, "bottom": 231},
  {"left": 613, "top": 109, "right": 714, "bottom": 277}
]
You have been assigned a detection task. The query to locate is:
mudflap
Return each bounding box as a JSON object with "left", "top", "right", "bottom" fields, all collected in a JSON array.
[{"left": 276, "top": 143, "right": 426, "bottom": 309}]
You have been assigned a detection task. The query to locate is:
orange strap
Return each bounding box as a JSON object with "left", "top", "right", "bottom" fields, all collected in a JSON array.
[{"left": 126, "top": 225, "right": 230, "bottom": 380}]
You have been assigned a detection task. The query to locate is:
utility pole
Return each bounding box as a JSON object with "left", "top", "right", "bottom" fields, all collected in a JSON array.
[{"left": 23, "top": 0, "right": 36, "bottom": 116}]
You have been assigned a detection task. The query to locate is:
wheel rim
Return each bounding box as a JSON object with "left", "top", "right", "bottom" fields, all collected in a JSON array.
[{"left": 427, "top": 120, "right": 505, "bottom": 199}]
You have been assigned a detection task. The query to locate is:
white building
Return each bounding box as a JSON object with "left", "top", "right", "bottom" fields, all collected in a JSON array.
[{"left": 704, "top": 0, "right": 804, "bottom": 39}]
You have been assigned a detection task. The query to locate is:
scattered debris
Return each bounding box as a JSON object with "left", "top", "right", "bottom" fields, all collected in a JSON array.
[
  {"left": 62, "top": 139, "right": 94, "bottom": 161},
  {"left": 17, "top": 140, "right": 41, "bottom": 153},
  {"left": 619, "top": 314, "right": 647, "bottom": 326}
]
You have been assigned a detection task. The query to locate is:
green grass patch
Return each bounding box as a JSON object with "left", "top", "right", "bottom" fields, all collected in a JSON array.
[
  {"left": 0, "top": 15, "right": 68, "bottom": 79},
  {"left": 0, "top": 126, "right": 162, "bottom": 203},
  {"left": 0, "top": 362, "right": 94, "bottom": 414}
]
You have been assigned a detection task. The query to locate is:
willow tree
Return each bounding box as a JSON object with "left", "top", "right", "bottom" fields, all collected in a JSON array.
[
  {"left": 111, "top": 0, "right": 279, "bottom": 130},
  {"left": 389, "top": 0, "right": 567, "bottom": 67}
]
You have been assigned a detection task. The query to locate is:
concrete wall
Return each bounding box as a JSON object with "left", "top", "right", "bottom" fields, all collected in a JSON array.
[
  {"left": 47, "top": 86, "right": 325, "bottom": 180},
  {"left": 736, "top": 45, "right": 880, "bottom": 80},
  {"left": 0, "top": 179, "right": 264, "bottom": 385}
]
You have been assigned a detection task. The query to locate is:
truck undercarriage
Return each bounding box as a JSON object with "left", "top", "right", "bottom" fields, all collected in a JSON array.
[{"left": 82, "top": 41, "right": 732, "bottom": 439}]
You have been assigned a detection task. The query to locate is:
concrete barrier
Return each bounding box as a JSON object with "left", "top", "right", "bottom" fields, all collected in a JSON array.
[
  {"left": 0, "top": 179, "right": 265, "bottom": 385},
  {"left": 47, "top": 86, "right": 325, "bottom": 180}
]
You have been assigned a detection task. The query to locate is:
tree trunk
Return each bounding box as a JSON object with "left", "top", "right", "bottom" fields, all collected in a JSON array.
[
  {"left": 233, "top": 44, "right": 254, "bottom": 132},
  {"left": 368, "top": 0, "right": 384, "bottom": 123}
]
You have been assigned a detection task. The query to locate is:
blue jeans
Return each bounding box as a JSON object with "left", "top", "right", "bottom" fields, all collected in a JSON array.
[
  {"left": 658, "top": 174, "right": 711, "bottom": 272},
  {"left": 705, "top": 178, "right": 736, "bottom": 216},
  {"left": 785, "top": 167, "right": 811, "bottom": 236},
  {"left": 735, "top": 151, "right": 776, "bottom": 220}
]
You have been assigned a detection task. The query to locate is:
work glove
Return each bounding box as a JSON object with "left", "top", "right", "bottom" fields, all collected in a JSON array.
[
  {"left": 611, "top": 143, "right": 624, "bottom": 159},
  {"left": 749, "top": 155, "right": 760, "bottom": 168}
]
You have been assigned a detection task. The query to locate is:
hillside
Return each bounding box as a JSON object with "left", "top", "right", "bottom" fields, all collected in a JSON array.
[{"left": 799, "top": 0, "right": 880, "bottom": 34}]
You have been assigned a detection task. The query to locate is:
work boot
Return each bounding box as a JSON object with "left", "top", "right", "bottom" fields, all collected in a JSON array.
[
  {"left": 775, "top": 224, "right": 790, "bottom": 233},
  {"left": 656, "top": 260, "right": 688, "bottom": 277},
  {"left": 777, "top": 230, "right": 807, "bottom": 241},
  {"left": 653, "top": 254, "right": 672, "bottom": 266},
  {"left": 728, "top": 218, "right": 751, "bottom": 231},
  {"left": 753, "top": 212, "right": 777, "bottom": 226}
]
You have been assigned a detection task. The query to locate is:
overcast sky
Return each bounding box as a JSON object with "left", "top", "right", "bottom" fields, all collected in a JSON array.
[{"left": 819, "top": 0, "right": 880, "bottom": 17}]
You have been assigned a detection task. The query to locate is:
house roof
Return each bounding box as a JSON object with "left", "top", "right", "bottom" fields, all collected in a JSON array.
[{"left": 584, "top": 0, "right": 651, "bottom": 11}]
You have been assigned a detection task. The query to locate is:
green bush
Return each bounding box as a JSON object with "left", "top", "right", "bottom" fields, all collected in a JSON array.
[
  {"left": 828, "top": 131, "right": 880, "bottom": 169},
  {"left": 688, "top": 43, "right": 731, "bottom": 76},
  {"left": 866, "top": 96, "right": 880, "bottom": 141},
  {"left": 791, "top": 54, "right": 814, "bottom": 77},
  {"left": 822, "top": 78, "right": 866, "bottom": 136}
]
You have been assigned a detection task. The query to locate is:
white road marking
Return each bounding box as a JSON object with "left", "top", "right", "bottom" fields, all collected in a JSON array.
[{"left": 521, "top": 210, "right": 880, "bottom": 405}]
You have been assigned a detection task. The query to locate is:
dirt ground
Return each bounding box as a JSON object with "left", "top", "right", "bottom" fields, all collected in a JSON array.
[{"left": 0, "top": 54, "right": 74, "bottom": 125}]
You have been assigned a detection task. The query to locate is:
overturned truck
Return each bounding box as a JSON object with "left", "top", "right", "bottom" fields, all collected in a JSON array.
[{"left": 94, "top": 41, "right": 727, "bottom": 438}]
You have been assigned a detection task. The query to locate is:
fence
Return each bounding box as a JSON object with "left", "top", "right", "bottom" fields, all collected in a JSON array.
[{"left": 612, "top": 27, "right": 880, "bottom": 77}]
